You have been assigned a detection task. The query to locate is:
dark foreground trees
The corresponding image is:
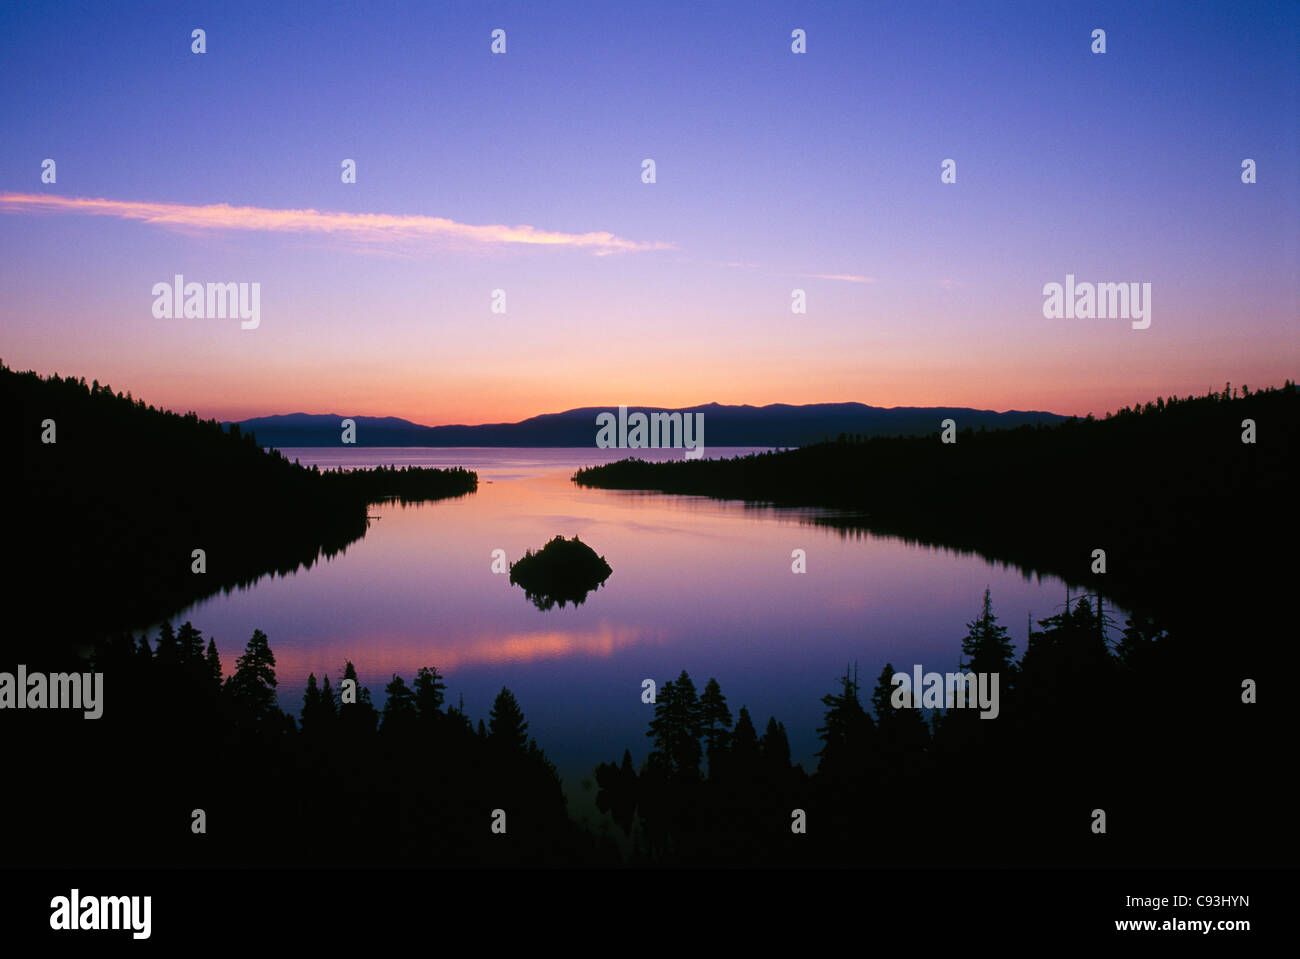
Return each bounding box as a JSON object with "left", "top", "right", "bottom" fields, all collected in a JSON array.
[
  {"left": 4, "top": 623, "right": 613, "bottom": 868},
  {"left": 595, "top": 587, "right": 1273, "bottom": 868},
  {"left": 4, "top": 587, "right": 1274, "bottom": 869},
  {"left": 1, "top": 361, "right": 477, "bottom": 644}
]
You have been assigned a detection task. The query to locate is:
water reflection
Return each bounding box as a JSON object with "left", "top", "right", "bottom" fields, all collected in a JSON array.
[{"left": 179, "top": 447, "right": 1121, "bottom": 788}]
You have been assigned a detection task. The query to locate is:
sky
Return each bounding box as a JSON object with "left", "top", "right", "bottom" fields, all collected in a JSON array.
[{"left": 1, "top": 0, "right": 1296, "bottom": 424}]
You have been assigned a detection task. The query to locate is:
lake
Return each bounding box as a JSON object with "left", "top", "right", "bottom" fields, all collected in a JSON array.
[{"left": 178, "top": 446, "right": 1103, "bottom": 809}]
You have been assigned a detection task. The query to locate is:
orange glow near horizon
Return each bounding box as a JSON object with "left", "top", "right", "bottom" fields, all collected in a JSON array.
[{"left": 31, "top": 358, "right": 1284, "bottom": 426}]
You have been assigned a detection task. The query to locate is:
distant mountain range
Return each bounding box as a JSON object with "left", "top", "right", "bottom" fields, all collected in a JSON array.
[{"left": 231, "top": 403, "right": 1069, "bottom": 448}]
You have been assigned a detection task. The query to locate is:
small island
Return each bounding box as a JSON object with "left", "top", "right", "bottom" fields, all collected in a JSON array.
[{"left": 509, "top": 535, "right": 613, "bottom": 610}]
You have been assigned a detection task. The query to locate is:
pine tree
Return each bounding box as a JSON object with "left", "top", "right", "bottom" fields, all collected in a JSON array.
[
  {"left": 226, "top": 629, "right": 278, "bottom": 721},
  {"left": 204, "top": 639, "right": 222, "bottom": 686},
  {"left": 646, "top": 670, "right": 704, "bottom": 782},
  {"left": 302, "top": 673, "right": 322, "bottom": 730},
  {"left": 870, "top": 663, "right": 897, "bottom": 722},
  {"left": 1019, "top": 593, "right": 1114, "bottom": 725},
  {"left": 816, "top": 664, "right": 873, "bottom": 778},
  {"left": 446, "top": 692, "right": 473, "bottom": 735},
  {"left": 154, "top": 622, "right": 178, "bottom": 666},
  {"left": 647, "top": 676, "right": 676, "bottom": 752},
  {"left": 319, "top": 674, "right": 336, "bottom": 722},
  {"left": 381, "top": 674, "right": 417, "bottom": 732},
  {"left": 700, "top": 677, "right": 733, "bottom": 777},
  {"left": 729, "top": 705, "right": 761, "bottom": 779},
  {"left": 488, "top": 687, "right": 530, "bottom": 751},
  {"left": 961, "top": 589, "right": 1017, "bottom": 679},
  {"left": 702, "top": 675, "right": 733, "bottom": 743},
  {"left": 413, "top": 666, "right": 447, "bottom": 718},
  {"left": 872, "top": 662, "right": 930, "bottom": 762},
  {"left": 338, "top": 660, "right": 378, "bottom": 735},
  {"left": 177, "top": 622, "right": 205, "bottom": 663},
  {"left": 1115, "top": 613, "right": 1164, "bottom": 672},
  {"left": 759, "top": 717, "right": 792, "bottom": 771},
  {"left": 340, "top": 661, "right": 372, "bottom": 703},
  {"left": 1061, "top": 596, "right": 1115, "bottom": 683}
]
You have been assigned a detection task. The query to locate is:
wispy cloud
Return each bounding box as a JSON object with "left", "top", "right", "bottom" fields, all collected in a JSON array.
[
  {"left": 795, "top": 272, "right": 878, "bottom": 284},
  {"left": 0, "top": 192, "right": 673, "bottom": 255}
]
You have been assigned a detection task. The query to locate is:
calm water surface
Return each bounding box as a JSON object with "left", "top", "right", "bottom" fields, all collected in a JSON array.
[{"left": 180, "top": 447, "right": 1100, "bottom": 802}]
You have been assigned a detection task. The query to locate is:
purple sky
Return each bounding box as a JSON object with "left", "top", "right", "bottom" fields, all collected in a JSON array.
[{"left": 1, "top": 0, "right": 1296, "bottom": 423}]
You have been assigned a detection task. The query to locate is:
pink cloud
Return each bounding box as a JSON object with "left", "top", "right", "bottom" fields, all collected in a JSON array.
[
  {"left": 0, "top": 192, "right": 673, "bottom": 255},
  {"left": 796, "top": 272, "right": 878, "bottom": 284}
]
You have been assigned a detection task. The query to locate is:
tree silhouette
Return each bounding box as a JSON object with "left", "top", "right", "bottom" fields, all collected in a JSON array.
[
  {"left": 204, "top": 639, "right": 222, "bottom": 686},
  {"left": 413, "top": 666, "right": 447, "bottom": 718},
  {"left": 871, "top": 662, "right": 930, "bottom": 776},
  {"left": 382, "top": 674, "right": 417, "bottom": 733},
  {"left": 303, "top": 672, "right": 322, "bottom": 728},
  {"left": 225, "top": 629, "right": 278, "bottom": 722},
  {"left": 338, "top": 660, "right": 377, "bottom": 736},
  {"left": 728, "top": 705, "right": 761, "bottom": 780},
  {"left": 177, "top": 622, "right": 205, "bottom": 663},
  {"left": 961, "top": 588, "right": 1017, "bottom": 680},
  {"left": 759, "top": 716, "right": 792, "bottom": 772},
  {"left": 944, "top": 593, "right": 1017, "bottom": 753},
  {"left": 2, "top": 362, "right": 477, "bottom": 643},
  {"left": 816, "top": 664, "right": 874, "bottom": 780},
  {"left": 300, "top": 672, "right": 337, "bottom": 734},
  {"left": 1114, "top": 612, "right": 1165, "bottom": 672},
  {"left": 647, "top": 670, "right": 704, "bottom": 782},
  {"left": 488, "top": 687, "right": 529, "bottom": 751},
  {"left": 154, "top": 622, "right": 178, "bottom": 667},
  {"left": 700, "top": 677, "right": 732, "bottom": 777},
  {"left": 1020, "top": 594, "right": 1114, "bottom": 718},
  {"left": 319, "top": 674, "right": 337, "bottom": 723},
  {"left": 595, "top": 749, "right": 639, "bottom": 837}
]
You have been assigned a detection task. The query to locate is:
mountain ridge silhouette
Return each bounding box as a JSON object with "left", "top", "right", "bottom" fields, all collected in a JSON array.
[{"left": 233, "top": 402, "right": 1068, "bottom": 447}]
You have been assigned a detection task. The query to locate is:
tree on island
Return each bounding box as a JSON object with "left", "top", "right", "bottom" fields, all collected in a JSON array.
[{"left": 508, "top": 534, "right": 613, "bottom": 609}]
